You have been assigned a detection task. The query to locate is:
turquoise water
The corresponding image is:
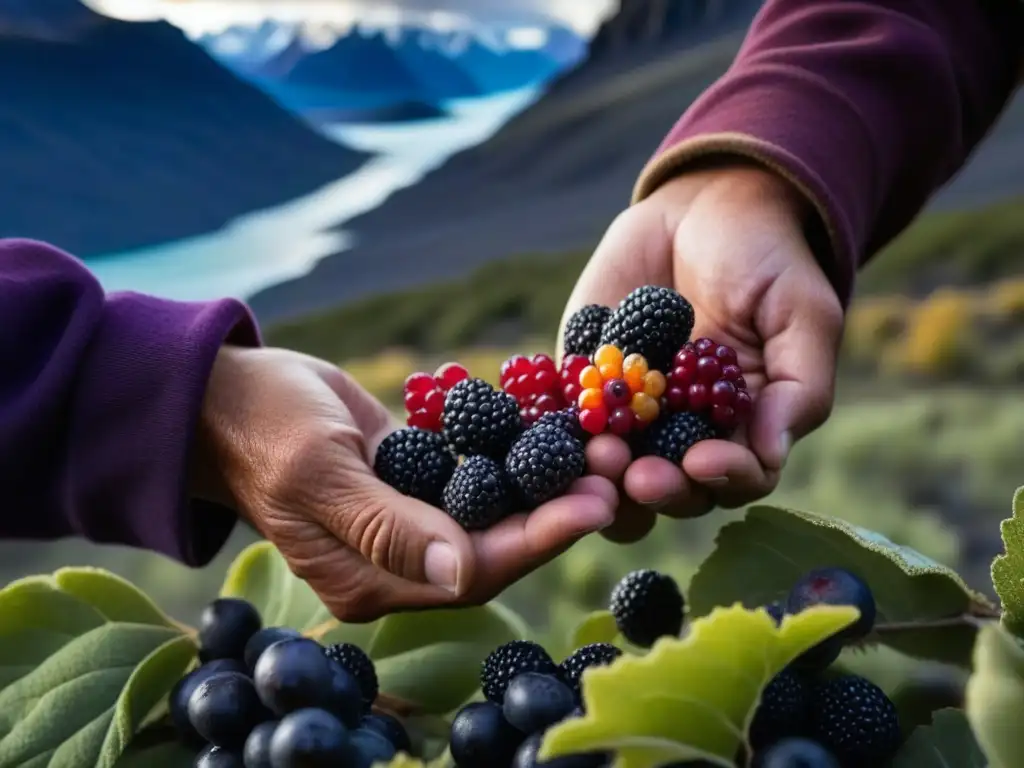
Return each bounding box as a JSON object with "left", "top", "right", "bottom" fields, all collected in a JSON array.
[{"left": 87, "top": 87, "right": 540, "bottom": 302}]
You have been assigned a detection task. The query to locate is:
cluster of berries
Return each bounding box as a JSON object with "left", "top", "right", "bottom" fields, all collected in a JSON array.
[
  {"left": 451, "top": 566, "right": 900, "bottom": 768},
  {"left": 169, "top": 598, "right": 410, "bottom": 768}
]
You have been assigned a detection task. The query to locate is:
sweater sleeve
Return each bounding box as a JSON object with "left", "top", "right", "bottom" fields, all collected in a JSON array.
[
  {"left": 632, "top": 0, "right": 1023, "bottom": 305},
  {"left": 0, "top": 238, "right": 261, "bottom": 565}
]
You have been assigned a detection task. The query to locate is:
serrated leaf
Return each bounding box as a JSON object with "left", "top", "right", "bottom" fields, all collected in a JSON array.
[
  {"left": 541, "top": 604, "right": 858, "bottom": 768},
  {"left": 688, "top": 505, "right": 995, "bottom": 667},
  {"left": 992, "top": 487, "right": 1024, "bottom": 638},
  {"left": 570, "top": 611, "right": 619, "bottom": 649},
  {"left": 965, "top": 622, "right": 1024, "bottom": 768},
  {"left": 53, "top": 567, "right": 179, "bottom": 629},
  {"left": 892, "top": 708, "right": 985, "bottom": 767}
]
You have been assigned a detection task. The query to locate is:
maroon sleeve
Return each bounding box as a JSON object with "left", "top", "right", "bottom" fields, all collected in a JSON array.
[{"left": 632, "top": 0, "right": 1022, "bottom": 305}]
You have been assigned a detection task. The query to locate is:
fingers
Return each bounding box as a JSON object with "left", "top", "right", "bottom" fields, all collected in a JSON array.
[{"left": 584, "top": 435, "right": 633, "bottom": 481}]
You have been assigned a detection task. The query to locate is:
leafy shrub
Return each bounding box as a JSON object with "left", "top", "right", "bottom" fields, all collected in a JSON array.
[{"left": 887, "top": 289, "right": 975, "bottom": 378}]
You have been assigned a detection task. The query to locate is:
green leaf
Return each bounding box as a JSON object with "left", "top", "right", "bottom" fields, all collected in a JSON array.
[
  {"left": 113, "top": 727, "right": 194, "bottom": 768},
  {"left": 992, "top": 486, "right": 1024, "bottom": 638},
  {"left": 570, "top": 611, "right": 619, "bottom": 649},
  {"left": 541, "top": 603, "right": 858, "bottom": 768},
  {"left": 688, "top": 504, "right": 995, "bottom": 667},
  {"left": 53, "top": 568, "right": 179, "bottom": 629},
  {"left": 965, "top": 622, "right": 1024, "bottom": 768},
  {"left": 0, "top": 573, "right": 194, "bottom": 768},
  {"left": 892, "top": 708, "right": 985, "bottom": 767},
  {"left": 220, "top": 541, "right": 333, "bottom": 630}
]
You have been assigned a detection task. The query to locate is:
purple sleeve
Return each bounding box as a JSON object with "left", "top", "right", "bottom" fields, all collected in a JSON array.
[
  {"left": 632, "top": 0, "right": 1022, "bottom": 305},
  {"left": 0, "top": 239, "right": 261, "bottom": 566}
]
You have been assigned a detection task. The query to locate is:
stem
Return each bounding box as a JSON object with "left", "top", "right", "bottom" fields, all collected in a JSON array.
[{"left": 874, "top": 614, "right": 997, "bottom": 634}]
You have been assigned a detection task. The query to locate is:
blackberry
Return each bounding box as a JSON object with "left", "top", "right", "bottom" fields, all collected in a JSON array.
[
  {"left": 599, "top": 286, "right": 695, "bottom": 372},
  {"left": 749, "top": 670, "right": 811, "bottom": 751},
  {"left": 481, "top": 640, "right": 560, "bottom": 704},
  {"left": 505, "top": 423, "right": 586, "bottom": 507},
  {"left": 642, "top": 411, "right": 715, "bottom": 464},
  {"left": 443, "top": 455, "right": 516, "bottom": 530},
  {"left": 323, "top": 642, "right": 378, "bottom": 710},
  {"left": 536, "top": 407, "right": 587, "bottom": 442},
  {"left": 787, "top": 568, "right": 877, "bottom": 642},
  {"left": 563, "top": 304, "right": 612, "bottom": 358},
  {"left": 609, "top": 569, "right": 685, "bottom": 648},
  {"left": 810, "top": 675, "right": 901, "bottom": 765},
  {"left": 559, "top": 643, "right": 622, "bottom": 698},
  {"left": 442, "top": 378, "right": 523, "bottom": 459},
  {"left": 374, "top": 428, "right": 457, "bottom": 507}
]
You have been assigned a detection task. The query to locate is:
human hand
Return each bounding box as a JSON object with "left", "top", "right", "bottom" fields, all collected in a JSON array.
[
  {"left": 192, "top": 347, "right": 618, "bottom": 622},
  {"left": 559, "top": 167, "right": 843, "bottom": 542}
]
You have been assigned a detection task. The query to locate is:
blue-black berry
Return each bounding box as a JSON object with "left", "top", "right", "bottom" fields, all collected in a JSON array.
[
  {"left": 755, "top": 737, "right": 839, "bottom": 768},
  {"left": 535, "top": 407, "right": 587, "bottom": 442},
  {"left": 442, "top": 378, "right": 523, "bottom": 459},
  {"left": 244, "top": 627, "right": 303, "bottom": 674},
  {"left": 170, "top": 659, "right": 247, "bottom": 747},
  {"left": 345, "top": 727, "right": 398, "bottom": 767},
  {"left": 559, "top": 643, "right": 622, "bottom": 699},
  {"left": 810, "top": 675, "right": 901, "bottom": 765},
  {"left": 242, "top": 720, "right": 277, "bottom": 768},
  {"left": 253, "top": 638, "right": 361, "bottom": 727},
  {"left": 502, "top": 672, "right": 577, "bottom": 734},
  {"left": 563, "top": 305, "right": 612, "bottom": 358},
  {"left": 443, "top": 455, "right": 516, "bottom": 530},
  {"left": 269, "top": 708, "right": 351, "bottom": 767},
  {"left": 512, "top": 731, "right": 611, "bottom": 767},
  {"left": 609, "top": 569, "right": 685, "bottom": 648},
  {"left": 450, "top": 701, "right": 525, "bottom": 768},
  {"left": 198, "top": 598, "right": 262, "bottom": 663},
  {"left": 481, "top": 640, "right": 560, "bottom": 704},
  {"left": 599, "top": 286, "right": 695, "bottom": 372},
  {"left": 195, "top": 745, "right": 244, "bottom": 768},
  {"left": 505, "top": 423, "right": 586, "bottom": 507},
  {"left": 749, "top": 670, "right": 811, "bottom": 751},
  {"left": 787, "top": 568, "right": 877, "bottom": 642},
  {"left": 374, "top": 427, "right": 457, "bottom": 507},
  {"left": 362, "top": 712, "right": 411, "bottom": 754},
  {"left": 642, "top": 411, "right": 715, "bottom": 464},
  {"left": 323, "top": 642, "right": 378, "bottom": 711},
  {"left": 187, "top": 671, "right": 271, "bottom": 750}
]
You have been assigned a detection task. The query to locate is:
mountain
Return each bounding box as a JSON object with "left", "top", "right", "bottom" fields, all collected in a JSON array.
[
  {"left": 392, "top": 31, "right": 481, "bottom": 101},
  {"left": 450, "top": 36, "right": 563, "bottom": 94},
  {"left": 198, "top": 20, "right": 296, "bottom": 70},
  {"left": 0, "top": 0, "right": 98, "bottom": 39},
  {"left": 0, "top": 6, "right": 369, "bottom": 257}
]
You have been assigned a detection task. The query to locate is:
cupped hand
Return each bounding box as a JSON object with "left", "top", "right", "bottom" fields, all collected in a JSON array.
[
  {"left": 193, "top": 347, "right": 617, "bottom": 622},
  {"left": 559, "top": 166, "right": 844, "bottom": 541}
]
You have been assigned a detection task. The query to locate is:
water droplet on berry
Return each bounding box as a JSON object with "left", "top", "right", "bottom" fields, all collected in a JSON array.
[
  {"left": 696, "top": 355, "right": 722, "bottom": 384},
  {"left": 404, "top": 372, "right": 435, "bottom": 394},
  {"left": 602, "top": 379, "right": 631, "bottom": 408},
  {"left": 608, "top": 407, "right": 634, "bottom": 436},
  {"left": 688, "top": 382, "right": 710, "bottom": 411},
  {"left": 710, "top": 380, "right": 737, "bottom": 407}
]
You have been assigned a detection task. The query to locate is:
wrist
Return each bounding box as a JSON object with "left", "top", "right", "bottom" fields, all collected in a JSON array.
[{"left": 190, "top": 345, "right": 242, "bottom": 513}]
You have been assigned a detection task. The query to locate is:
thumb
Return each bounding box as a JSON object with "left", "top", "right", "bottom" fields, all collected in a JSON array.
[{"left": 750, "top": 260, "right": 844, "bottom": 471}]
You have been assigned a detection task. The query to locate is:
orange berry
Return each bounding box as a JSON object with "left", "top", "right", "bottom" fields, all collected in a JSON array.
[
  {"left": 622, "top": 353, "right": 648, "bottom": 377},
  {"left": 643, "top": 370, "right": 667, "bottom": 399},
  {"left": 579, "top": 365, "right": 603, "bottom": 389},
  {"left": 599, "top": 362, "right": 623, "bottom": 381},
  {"left": 594, "top": 344, "right": 624, "bottom": 369},
  {"left": 631, "top": 392, "right": 660, "bottom": 423},
  {"left": 578, "top": 387, "right": 605, "bottom": 411}
]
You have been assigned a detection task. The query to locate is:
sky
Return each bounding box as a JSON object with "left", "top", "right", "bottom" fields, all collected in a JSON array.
[{"left": 86, "top": 0, "right": 619, "bottom": 37}]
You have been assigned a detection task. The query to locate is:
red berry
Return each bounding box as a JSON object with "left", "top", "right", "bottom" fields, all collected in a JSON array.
[
  {"left": 532, "top": 354, "right": 557, "bottom": 375},
  {"left": 408, "top": 408, "right": 440, "bottom": 430},
  {"left": 721, "top": 364, "right": 744, "bottom": 382},
  {"left": 405, "top": 372, "right": 436, "bottom": 394},
  {"left": 667, "top": 338, "right": 752, "bottom": 427},
  {"left": 602, "top": 379, "right": 631, "bottom": 408},
  {"left": 711, "top": 404, "right": 737, "bottom": 430},
  {"left": 535, "top": 369, "right": 557, "bottom": 393},
  {"left": 674, "top": 348, "right": 698, "bottom": 372},
  {"left": 668, "top": 365, "right": 695, "bottom": 389},
  {"left": 665, "top": 386, "right": 688, "bottom": 412},
  {"left": 696, "top": 355, "right": 722, "bottom": 384},
  {"left": 693, "top": 338, "right": 715, "bottom": 355},
  {"left": 435, "top": 362, "right": 469, "bottom": 391},
  {"left": 423, "top": 389, "right": 446, "bottom": 415},
  {"left": 579, "top": 406, "right": 609, "bottom": 435},
  {"left": 563, "top": 382, "right": 582, "bottom": 405},
  {"left": 523, "top": 406, "right": 542, "bottom": 424},
  {"left": 688, "top": 382, "right": 710, "bottom": 411},
  {"left": 735, "top": 390, "right": 753, "bottom": 417},
  {"left": 561, "top": 355, "right": 589, "bottom": 381},
  {"left": 714, "top": 345, "right": 737, "bottom": 364},
  {"left": 404, "top": 389, "right": 427, "bottom": 411},
  {"left": 534, "top": 394, "right": 561, "bottom": 413},
  {"left": 608, "top": 407, "right": 634, "bottom": 436},
  {"left": 710, "top": 380, "right": 737, "bottom": 407}
]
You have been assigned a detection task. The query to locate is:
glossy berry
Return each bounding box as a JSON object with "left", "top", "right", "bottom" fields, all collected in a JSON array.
[
  {"left": 559, "top": 643, "right": 622, "bottom": 699},
  {"left": 512, "top": 731, "right": 611, "bottom": 768},
  {"left": 435, "top": 362, "right": 470, "bottom": 391},
  {"left": 374, "top": 428, "right": 457, "bottom": 508},
  {"left": 403, "top": 371, "right": 446, "bottom": 432},
  {"left": 756, "top": 738, "right": 839, "bottom": 768},
  {"left": 254, "top": 638, "right": 361, "bottom": 726},
  {"left": 198, "top": 598, "right": 262, "bottom": 663},
  {"left": 362, "top": 713, "right": 411, "bottom": 754},
  {"left": 187, "top": 671, "right": 271, "bottom": 749},
  {"left": 443, "top": 378, "right": 523, "bottom": 459},
  {"left": 599, "top": 286, "right": 695, "bottom": 372},
  {"left": 503, "top": 672, "right": 577, "bottom": 734},
  {"left": 170, "top": 660, "right": 247, "bottom": 747},
  {"left": 602, "top": 379, "right": 631, "bottom": 408},
  {"left": 481, "top": 640, "right": 560, "bottom": 704},
  {"left": 607, "top": 406, "right": 635, "bottom": 436},
  {"left": 345, "top": 728, "right": 398, "bottom": 767},
  {"left": 196, "top": 746, "right": 244, "bottom": 768},
  {"left": 450, "top": 701, "right": 526, "bottom": 768},
  {"left": 243, "top": 627, "right": 303, "bottom": 674},
  {"left": 505, "top": 423, "right": 586, "bottom": 507},
  {"left": 563, "top": 304, "right": 612, "bottom": 358},
  {"left": 610, "top": 569, "right": 685, "bottom": 648},
  {"left": 559, "top": 355, "right": 590, "bottom": 405},
  {"left": 501, "top": 354, "right": 567, "bottom": 422},
  {"left": 269, "top": 708, "right": 351, "bottom": 768},
  {"left": 666, "top": 339, "right": 752, "bottom": 431},
  {"left": 535, "top": 407, "right": 586, "bottom": 442},
  {"left": 810, "top": 675, "right": 901, "bottom": 765},
  {"left": 443, "top": 455, "right": 516, "bottom": 530},
  {"left": 323, "top": 643, "right": 378, "bottom": 711},
  {"left": 578, "top": 405, "right": 608, "bottom": 436},
  {"left": 642, "top": 411, "right": 715, "bottom": 464},
  {"left": 787, "top": 568, "right": 877, "bottom": 642},
  {"left": 749, "top": 670, "right": 812, "bottom": 751},
  {"left": 242, "top": 720, "right": 277, "bottom": 768}
]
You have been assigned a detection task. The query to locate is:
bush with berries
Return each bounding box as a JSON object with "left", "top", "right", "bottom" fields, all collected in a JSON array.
[{"left": 0, "top": 287, "right": 1022, "bottom": 768}]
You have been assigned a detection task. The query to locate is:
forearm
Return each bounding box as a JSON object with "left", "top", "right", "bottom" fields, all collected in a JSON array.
[
  {"left": 0, "top": 239, "right": 260, "bottom": 565},
  {"left": 634, "top": 0, "right": 1022, "bottom": 304}
]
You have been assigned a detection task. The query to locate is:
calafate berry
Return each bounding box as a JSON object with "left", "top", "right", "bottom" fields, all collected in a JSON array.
[
  {"left": 609, "top": 569, "right": 685, "bottom": 648},
  {"left": 374, "top": 427, "right": 457, "bottom": 508}
]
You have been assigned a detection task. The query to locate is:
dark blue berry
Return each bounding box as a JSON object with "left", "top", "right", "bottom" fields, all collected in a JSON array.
[
  {"left": 787, "top": 568, "right": 876, "bottom": 641},
  {"left": 755, "top": 737, "right": 839, "bottom": 767},
  {"left": 269, "top": 708, "right": 351, "bottom": 768},
  {"left": 171, "top": 660, "right": 247, "bottom": 747},
  {"left": 362, "top": 713, "right": 411, "bottom": 753},
  {"left": 187, "top": 672, "right": 271, "bottom": 750},
  {"left": 481, "top": 640, "right": 559, "bottom": 704},
  {"left": 810, "top": 675, "right": 901, "bottom": 765},
  {"left": 198, "top": 598, "right": 262, "bottom": 663},
  {"left": 344, "top": 727, "right": 398, "bottom": 767},
  {"left": 242, "top": 720, "right": 277, "bottom": 768},
  {"left": 502, "top": 673, "right": 577, "bottom": 735},
  {"left": 253, "top": 638, "right": 361, "bottom": 726},
  {"left": 512, "top": 731, "right": 610, "bottom": 767},
  {"left": 195, "top": 745, "right": 244, "bottom": 767},
  {"left": 323, "top": 642, "right": 378, "bottom": 710},
  {"left": 243, "top": 627, "right": 303, "bottom": 674},
  {"left": 449, "top": 701, "right": 525, "bottom": 768},
  {"left": 749, "top": 671, "right": 811, "bottom": 751}
]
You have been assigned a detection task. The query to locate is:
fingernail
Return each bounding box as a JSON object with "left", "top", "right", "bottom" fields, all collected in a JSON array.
[
  {"left": 779, "top": 431, "right": 793, "bottom": 468},
  {"left": 424, "top": 542, "right": 458, "bottom": 593},
  {"left": 703, "top": 476, "right": 730, "bottom": 488}
]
